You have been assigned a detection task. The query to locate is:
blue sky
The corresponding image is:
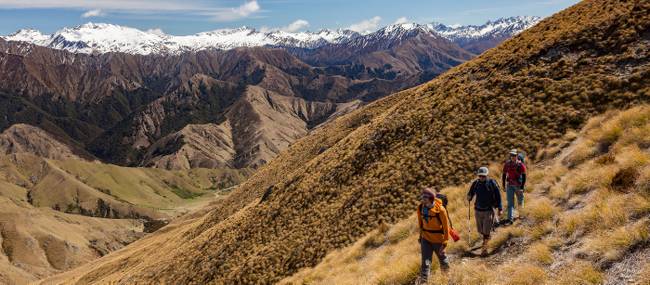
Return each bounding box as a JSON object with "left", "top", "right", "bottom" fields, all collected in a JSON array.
[{"left": 0, "top": 0, "right": 580, "bottom": 35}]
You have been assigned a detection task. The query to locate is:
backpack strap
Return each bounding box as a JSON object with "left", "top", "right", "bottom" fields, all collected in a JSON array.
[
  {"left": 418, "top": 204, "right": 443, "bottom": 231},
  {"left": 418, "top": 204, "right": 423, "bottom": 230},
  {"left": 445, "top": 207, "right": 454, "bottom": 228},
  {"left": 487, "top": 179, "right": 498, "bottom": 207}
]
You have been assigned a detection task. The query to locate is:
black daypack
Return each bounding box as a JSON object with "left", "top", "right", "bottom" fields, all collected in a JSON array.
[{"left": 471, "top": 178, "right": 500, "bottom": 209}]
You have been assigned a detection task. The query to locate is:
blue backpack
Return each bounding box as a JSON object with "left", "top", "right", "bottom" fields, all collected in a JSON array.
[{"left": 517, "top": 152, "right": 526, "bottom": 164}]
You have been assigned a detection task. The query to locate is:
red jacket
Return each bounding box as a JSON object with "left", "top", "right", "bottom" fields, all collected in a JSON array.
[{"left": 502, "top": 160, "right": 526, "bottom": 187}]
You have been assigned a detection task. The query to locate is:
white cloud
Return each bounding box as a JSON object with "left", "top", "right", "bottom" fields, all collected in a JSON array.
[
  {"left": 0, "top": 0, "right": 263, "bottom": 21},
  {"left": 281, "top": 19, "right": 309, "bottom": 32},
  {"left": 212, "top": 0, "right": 260, "bottom": 22},
  {"left": 146, "top": 28, "right": 166, "bottom": 36},
  {"left": 81, "top": 9, "right": 105, "bottom": 18},
  {"left": 393, "top": 17, "right": 408, "bottom": 25},
  {"left": 347, "top": 16, "right": 381, "bottom": 34},
  {"left": 259, "top": 26, "right": 272, "bottom": 33},
  {"left": 259, "top": 19, "right": 310, "bottom": 33},
  {"left": 0, "top": 0, "right": 194, "bottom": 11}
]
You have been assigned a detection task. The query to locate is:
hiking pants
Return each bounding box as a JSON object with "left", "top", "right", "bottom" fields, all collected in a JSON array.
[
  {"left": 475, "top": 208, "right": 495, "bottom": 236},
  {"left": 420, "top": 239, "right": 448, "bottom": 281},
  {"left": 506, "top": 185, "right": 524, "bottom": 220}
]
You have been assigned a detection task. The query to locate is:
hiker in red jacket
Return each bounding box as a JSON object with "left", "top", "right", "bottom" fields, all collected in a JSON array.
[
  {"left": 417, "top": 188, "right": 450, "bottom": 284},
  {"left": 502, "top": 149, "right": 527, "bottom": 224}
]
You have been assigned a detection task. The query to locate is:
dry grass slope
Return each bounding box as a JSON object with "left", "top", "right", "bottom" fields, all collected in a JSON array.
[
  {"left": 0, "top": 153, "right": 250, "bottom": 284},
  {"left": 42, "top": 0, "right": 650, "bottom": 284},
  {"left": 281, "top": 104, "right": 650, "bottom": 285}
]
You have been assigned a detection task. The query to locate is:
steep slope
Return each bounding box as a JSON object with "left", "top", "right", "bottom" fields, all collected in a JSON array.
[
  {"left": 40, "top": 0, "right": 650, "bottom": 283},
  {"left": 281, "top": 105, "right": 650, "bottom": 285},
  {"left": 0, "top": 124, "right": 92, "bottom": 161},
  {"left": 140, "top": 86, "right": 355, "bottom": 170}
]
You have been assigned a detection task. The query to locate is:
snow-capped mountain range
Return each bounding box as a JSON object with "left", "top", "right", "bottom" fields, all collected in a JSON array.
[
  {"left": 431, "top": 16, "right": 541, "bottom": 42},
  {"left": 2, "top": 16, "right": 541, "bottom": 55}
]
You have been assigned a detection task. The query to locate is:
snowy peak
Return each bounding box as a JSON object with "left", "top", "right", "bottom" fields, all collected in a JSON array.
[
  {"left": 48, "top": 22, "right": 170, "bottom": 54},
  {"left": 2, "top": 16, "right": 542, "bottom": 55},
  {"left": 431, "top": 16, "right": 542, "bottom": 41},
  {"left": 1, "top": 23, "right": 360, "bottom": 54},
  {"left": 5, "top": 29, "right": 50, "bottom": 45}
]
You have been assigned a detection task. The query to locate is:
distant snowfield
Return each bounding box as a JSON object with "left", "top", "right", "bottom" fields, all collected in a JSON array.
[{"left": 2, "top": 16, "right": 541, "bottom": 55}]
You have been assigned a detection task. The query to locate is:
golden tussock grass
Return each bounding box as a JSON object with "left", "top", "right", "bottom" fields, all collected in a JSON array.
[
  {"left": 527, "top": 221, "right": 554, "bottom": 241},
  {"left": 525, "top": 242, "right": 553, "bottom": 265},
  {"left": 582, "top": 218, "right": 650, "bottom": 263},
  {"left": 281, "top": 104, "right": 650, "bottom": 285},
  {"left": 521, "top": 197, "right": 558, "bottom": 224},
  {"left": 438, "top": 260, "right": 494, "bottom": 285},
  {"left": 488, "top": 226, "right": 525, "bottom": 252},
  {"left": 554, "top": 260, "right": 603, "bottom": 285},
  {"left": 280, "top": 217, "right": 423, "bottom": 285},
  {"left": 638, "top": 165, "right": 650, "bottom": 198},
  {"left": 498, "top": 263, "right": 547, "bottom": 285}
]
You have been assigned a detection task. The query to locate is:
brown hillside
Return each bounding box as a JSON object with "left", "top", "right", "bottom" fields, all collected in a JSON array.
[
  {"left": 0, "top": 29, "right": 471, "bottom": 170},
  {"left": 0, "top": 124, "right": 92, "bottom": 161},
  {"left": 42, "top": 0, "right": 649, "bottom": 284}
]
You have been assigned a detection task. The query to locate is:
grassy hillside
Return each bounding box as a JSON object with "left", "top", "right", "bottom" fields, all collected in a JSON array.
[
  {"left": 0, "top": 154, "right": 250, "bottom": 219},
  {"left": 0, "top": 153, "right": 250, "bottom": 283},
  {"left": 41, "top": 0, "right": 650, "bottom": 284},
  {"left": 280, "top": 105, "right": 650, "bottom": 284}
]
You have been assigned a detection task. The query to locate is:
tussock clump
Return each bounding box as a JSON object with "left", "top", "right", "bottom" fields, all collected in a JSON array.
[
  {"left": 555, "top": 260, "right": 603, "bottom": 285},
  {"left": 611, "top": 166, "right": 639, "bottom": 192},
  {"left": 363, "top": 223, "right": 391, "bottom": 249},
  {"left": 499, "top": 263, "right": 547, "bottom": 285},
  {"left": 637, "top": 165, "right": 650, "bottom": 197},
  {"left": 582, "top": 218, "right": 650, "bottom": 264},
  {"left": 521, "top": 197, "right": 557, "bottom": 224},
  {"left": 444, "top": 260, "right": 494, "bottom": 285},
  {"left": 525, "top": 242, "right": 554, "bottom": 265},
  {"left": 488, "top": 227, "right": 524, "bottom": 252}
]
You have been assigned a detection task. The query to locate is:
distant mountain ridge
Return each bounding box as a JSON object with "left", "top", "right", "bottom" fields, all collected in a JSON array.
[
  {"left": 2, "top": 16, "right": 541, "bottom": 55},
  {"left": 0, "top": 15, "right": 538, "bottom": 172}
]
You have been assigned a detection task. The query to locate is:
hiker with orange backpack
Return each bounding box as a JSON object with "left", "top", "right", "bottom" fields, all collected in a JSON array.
[
  {"left": 467, "top": 167, "right": 503, "bottom": 256},
  {"left": 502, "top": 149, "right": 527, "bottom": 225},
  {"left": 417, "top": 188, "right": 450, "bottom": 283}
]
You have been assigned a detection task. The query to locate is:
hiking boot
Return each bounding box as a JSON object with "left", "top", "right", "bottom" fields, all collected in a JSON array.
[
  {"left": 481, "top": 239, "right": 489, "bottom": 257},
  {"left": 414, "top": 277, "right": 427, "bottom": 285},
  {"left": 503, "top": 219, "right": 513, "bottom": 225}
]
